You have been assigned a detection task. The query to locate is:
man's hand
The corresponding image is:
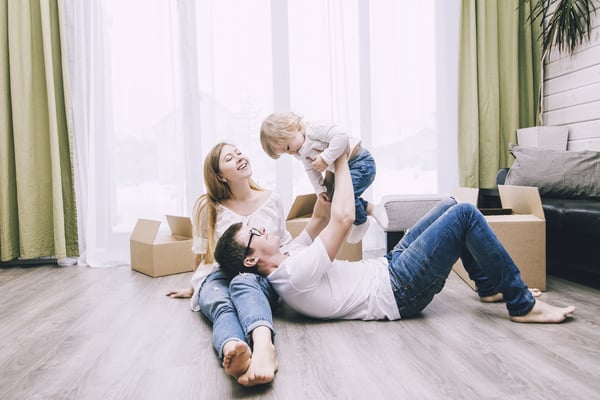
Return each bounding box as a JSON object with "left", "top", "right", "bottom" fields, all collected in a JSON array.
[
  {"left": 166, "top": 286, "right": 194, "bottom": 298},
  {"left": 311, "top": 155, "right": 328, "bottom": 172},
  {"left": 319, "top": 191, "right": 331, "bottom": 202},
  {"left": 313, "top": 192, "right": 332, "bottom": 220}
]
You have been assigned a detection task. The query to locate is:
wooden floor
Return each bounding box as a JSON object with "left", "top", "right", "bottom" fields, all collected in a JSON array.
[{"left": 1, "top": 265, "right": 599, "bottom": 400}]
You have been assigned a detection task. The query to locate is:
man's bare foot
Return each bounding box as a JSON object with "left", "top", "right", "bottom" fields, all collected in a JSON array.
[
  {"left": 510, "top": 300, "right": 575, "bottom": 323},
  {"left": 480, "top": 288, "right": 542, "bottom": 303},
  {"left": 237, "top": 342, "right": 278, "bottom": 387},
  {"left": 222, "top": 341, "right": 251, "bottom": 378}
]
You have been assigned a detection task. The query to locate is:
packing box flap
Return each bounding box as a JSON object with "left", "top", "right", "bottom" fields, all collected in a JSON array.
[
  {"left": 287, "top": 193, "right": 317, "bottom": 220},
  {"left": 484, "top": 214, "right": 542, "bottom": 223},
  {"left": 452, "top": 187, "right": 478, "bottom": 205},
  {"left": 130, "top": 219, "right": 161, "bottom": 244},
  {"left": 166, "top": 214, "right": 193, "bottom": 238},
  {"left": 453, "top": 185, "right": 544, "bottom": 220},
  {"left": 498, "top": 185, "right": 544, "bottom": 219}
]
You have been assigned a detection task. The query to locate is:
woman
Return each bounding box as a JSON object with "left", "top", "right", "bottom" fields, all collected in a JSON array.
[{"left": 167, "top": 143, "right": 292, "bottom": 387}]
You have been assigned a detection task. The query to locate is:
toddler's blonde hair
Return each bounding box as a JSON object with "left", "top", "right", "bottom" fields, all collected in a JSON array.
[{"left": 260, "top": 112, "right": 304, "bottom": 159}]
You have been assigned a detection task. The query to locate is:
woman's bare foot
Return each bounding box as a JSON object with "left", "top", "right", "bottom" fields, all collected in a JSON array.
[
  {"left": 510, "top": 300, "right": 575, "bottom": 323},
  {"left": 222, "top": 341, "right": 251, "bottom": 378},
  {"left": 237, "top": 342, "right": 278, "bottom": 387},
  {"left": 480, "top": 288, "right": 542, "bottom": 303}
]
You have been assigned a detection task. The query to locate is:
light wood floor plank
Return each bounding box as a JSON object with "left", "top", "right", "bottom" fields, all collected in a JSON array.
[{"left": 1, "top": 265, "right": 599, "bottom": 400}]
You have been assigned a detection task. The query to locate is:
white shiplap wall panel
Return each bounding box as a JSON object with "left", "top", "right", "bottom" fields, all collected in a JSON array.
[
  {"left": 545, "top": 41, "right": 600, "bottom": 79},
  {"left": 543, "top": 63, "right": 600, "bottom": 95},
  {"left": 544, "top": 101, "right": 600, "bottom": 125},
  {"left": 544, "top": 81, "right": 600, "bottom": 111},
  {"left": 568, "top": 137, "right": 600, "bottom": 151},
  {"left": 542, "top": 8, "right": 600, "bottom": 150},
  {"left": 567, "top": 119, "right": 600, "bottom": 140}
]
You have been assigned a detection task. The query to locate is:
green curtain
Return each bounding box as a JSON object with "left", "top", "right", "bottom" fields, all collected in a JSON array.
[
  {"left": 0, "top": 0, "right": 78, "bottom": 261},
  {"left": 458, "top": 0, "right": 542, "bottom": 188}
]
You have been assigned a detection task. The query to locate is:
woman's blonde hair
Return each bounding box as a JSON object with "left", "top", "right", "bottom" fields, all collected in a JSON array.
[
  {"left": 193, "top": 142, "right": 262, "bottom": 264},
  {"left": 259, "top": 112, "right": 304, "bottom": 159}
]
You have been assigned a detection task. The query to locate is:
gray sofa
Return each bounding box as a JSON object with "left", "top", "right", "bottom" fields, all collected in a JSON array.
[
  {"left": 380, "top": 144, "right": 600, "bottom": 285},
  {"left": 497, "top": 144, "right": 600, "bottom": 281}
]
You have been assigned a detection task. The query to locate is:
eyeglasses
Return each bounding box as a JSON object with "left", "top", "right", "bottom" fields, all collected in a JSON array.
[{"left": 244, "top": 227, "right": 262, "bottom": 256}]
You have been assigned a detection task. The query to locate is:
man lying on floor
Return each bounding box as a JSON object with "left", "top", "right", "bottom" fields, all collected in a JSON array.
[{"left": 215, "top": 153, "right": 575, "bottom": 325}]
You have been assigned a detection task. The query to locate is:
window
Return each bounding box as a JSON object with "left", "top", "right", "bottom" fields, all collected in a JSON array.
[{"left": 67, "top": 0, "right": 458, "bottom": 266}]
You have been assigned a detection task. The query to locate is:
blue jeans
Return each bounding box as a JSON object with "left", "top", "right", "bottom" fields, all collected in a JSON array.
[
  {"left": 198, "top": 269, "right": 278, "bottom": 361},
  {"left": 385, "top": 197, "right": 535, "bottom": 318},
  {"left": 349, "top": 148, "right": 376, "bottom": 225}
]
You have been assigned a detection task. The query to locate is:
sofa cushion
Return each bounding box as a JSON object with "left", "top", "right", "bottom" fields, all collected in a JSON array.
[
  {"left": 505, "top": 144, "right": 600, "bottom": 200},
  {"left": 380, "top": 195, "right": 445, "bottom": 232}
]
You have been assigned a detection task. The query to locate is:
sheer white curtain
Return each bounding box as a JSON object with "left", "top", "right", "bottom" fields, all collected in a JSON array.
[
  {"left": 65, "top": 0, "right": 279, "bottom": 267},
  {"left": 65, "top": 0, "right": 205, "bottom": 267},
  {"left": 64, "top": 0, "right": 459, "bottom": 268}
]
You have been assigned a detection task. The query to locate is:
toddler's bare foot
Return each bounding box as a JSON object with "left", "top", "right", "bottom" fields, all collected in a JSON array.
[
  {"left": 237, "top": 342, "right": 278, "bottom": 387},
  {"left": 480, "top": 288, "right": 542, "bottom": 303},
  {"left": 222, "top": 341, "right": 251, "bottom": 379},
  {"left": 510, "top": 300, "right": 575, "bottom": 323}
]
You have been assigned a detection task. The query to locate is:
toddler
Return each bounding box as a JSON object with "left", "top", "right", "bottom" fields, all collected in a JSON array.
[{"left": 260, "top": 112, "right": 388, "bottom": 243}]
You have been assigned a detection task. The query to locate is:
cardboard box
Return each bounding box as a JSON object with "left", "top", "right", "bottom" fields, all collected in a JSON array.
[
  {"left": 452, "top": 185, "right": 546, "bottom": 291},
  {"left": 516, "top": 126, "right": 568, "bottom": 150},
  {"left": 130, "top": 215, "right": 196, "bottom": 277},
  {"left": 286, "top": 194, "right": 362, "bottom": 261}
]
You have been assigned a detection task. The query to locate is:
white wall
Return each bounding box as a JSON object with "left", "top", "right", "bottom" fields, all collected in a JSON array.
[{"left": 543, "top": 10, "right": 600, "bottom": 151}]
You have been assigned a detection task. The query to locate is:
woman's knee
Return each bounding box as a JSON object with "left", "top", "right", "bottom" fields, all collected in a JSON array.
[
  {"left": 230, "top": 272, "right": 264, "bottom": 290},
  {"left": 199, "top": 281, "right": 235, "bottom": 318},
  {"left": 230, "top": 272, "right": 279, "bottom": 307}
]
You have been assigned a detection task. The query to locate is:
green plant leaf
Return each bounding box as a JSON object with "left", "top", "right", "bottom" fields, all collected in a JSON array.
[{"left": 523, "top": 0, "right": 598, "bottom": 56}]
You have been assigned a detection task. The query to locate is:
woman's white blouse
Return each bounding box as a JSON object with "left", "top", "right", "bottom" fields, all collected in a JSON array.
[{"left": 188, "top": 191, "right": 292, "bottom": 311}]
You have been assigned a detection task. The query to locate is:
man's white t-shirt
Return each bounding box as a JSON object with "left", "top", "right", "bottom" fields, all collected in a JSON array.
[{"left": 270, "top": 231, "right": 400, "bottom": 320}]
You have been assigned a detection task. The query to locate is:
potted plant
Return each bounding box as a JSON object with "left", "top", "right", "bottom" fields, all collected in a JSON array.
[
  {"left": 525, "top": 0, "right": 598, "bottom": 57},
  {"left": 518, "top": 0, "right": 598, "bottom": 145}
]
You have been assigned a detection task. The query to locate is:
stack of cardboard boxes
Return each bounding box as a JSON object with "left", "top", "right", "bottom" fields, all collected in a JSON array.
[{"left": 452, "top": 185, "right": 546, "bottom": 291}]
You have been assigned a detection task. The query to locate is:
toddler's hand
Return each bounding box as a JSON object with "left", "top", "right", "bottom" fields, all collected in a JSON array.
[{"left": 311, "top": 155, "right": 328, "bottom": 172}]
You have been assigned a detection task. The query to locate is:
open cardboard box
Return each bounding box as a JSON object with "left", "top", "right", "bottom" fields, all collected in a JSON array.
[
  {"left": 452, "top": 185, "right": 546, "bottom": 291},
  {"left": 286, "top": 194, "right": 362, "bottom": 261},
  {"left": 130, "top": 215, "right": 196, "bottom": 277}
]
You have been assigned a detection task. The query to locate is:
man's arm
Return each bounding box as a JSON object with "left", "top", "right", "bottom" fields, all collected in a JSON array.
[
  {"left": 304, "top": 192, "right": 331, "bottom": 240},
  {"left": 305, "top": 154, "right": 354, "bottom": 261}
]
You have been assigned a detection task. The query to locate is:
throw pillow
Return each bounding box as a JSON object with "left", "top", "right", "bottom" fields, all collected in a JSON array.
[{"left": 505, "top": 144, "right": 600, "bottom": 199}]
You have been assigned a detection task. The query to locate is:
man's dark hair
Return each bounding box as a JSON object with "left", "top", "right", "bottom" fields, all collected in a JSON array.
[{"left": 214, "top": 222, "right": 258, "bottom": 277}]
